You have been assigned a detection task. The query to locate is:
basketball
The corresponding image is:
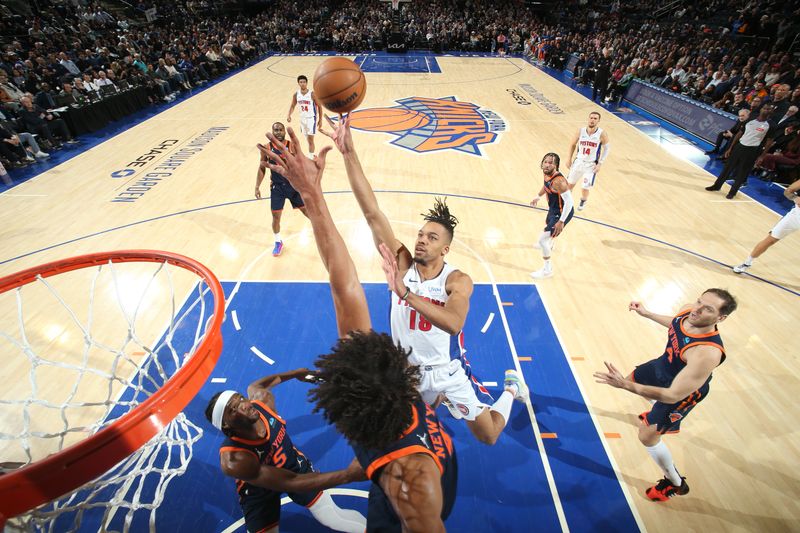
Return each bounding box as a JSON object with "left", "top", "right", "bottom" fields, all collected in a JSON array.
[
  {"left": 313, "top": 57, "right": 367, "bottom": 114},
  {"left": 348, "top": 108, "right": 431, "bottom": 132}
]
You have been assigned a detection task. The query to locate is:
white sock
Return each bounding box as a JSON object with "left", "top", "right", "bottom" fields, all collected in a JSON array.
[
  {"left": 489, "top": 391, "right": 514, "bottom": 424},
  {"left": 745, "top": 255, "right": 753, "bottom": 265},
  {"left": 543, "top": 259, "right": 552, "bottom": 271},
  {"left": 274, "top": 233, "right": 281, "bottom": 242},
  {"left": 646, "top": 441, "right": 682, "bottom": 485},
  {"left": 308, "top": 491, "right": 366, "bottom": 533}
]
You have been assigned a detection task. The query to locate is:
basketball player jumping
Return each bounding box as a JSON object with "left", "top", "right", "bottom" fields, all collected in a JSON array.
[
  {"left": 261, "top": 127, "right": 458, "bottom": 532},
  {"left": 320, "top": 114, "right": 528, "bottom": 447},
  {"left": 565, "top": 111, "right": 610, "bottom": 211},
  {"left": 593, "top": 289, "right": 737, "bottom": 501},
  {"left": 205, "top": 369, "right": 367, "bottom": 533},
  {"left": 256, "top": 122, "right": 308, "bottom": 256},
  {"left": 529, "top": 153, "right": 574, "bottom": 279},
  {"left": 287, "top": 75, "right": 323, "bottom": 156}
]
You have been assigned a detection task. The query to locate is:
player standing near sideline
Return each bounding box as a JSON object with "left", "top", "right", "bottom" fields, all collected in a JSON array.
[
  {"left": 287, "top": 75, "right": 323, "bottom": 157},
  {"left": 732, "top": 178, "right": 800, "bottom": 273},
  {"left": 530, "top": 153, "right": 574, "bottom": 279},
  {"left": 593, "top": 289, "right": 737, "bottom": 501},
  {"left": 261, "top": 126, "right": 458, "bottom": 532},
  {"left": 320, "top": 113, "right": 528, "bottom": 447},
  {"left": 564, "top": 111, "right": 611, "bottom": 211},
  {"left": 255, "top": 122, "right": 308, "bottom": 257}
]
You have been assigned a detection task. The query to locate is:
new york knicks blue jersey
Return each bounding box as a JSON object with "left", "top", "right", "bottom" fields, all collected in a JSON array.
[
  {"left": 219, "top": 400, "right": 310, "bottom": 499},
  {"left": 352, "top": 400, "right": 457, "bottom": 532},
  {"left": 544, "top": 171, "right": 570, "bottom": 215},
  {"left": 263, "top": 140, "right": 293, "bottom": 187},
  {"left": 657, "top": 310, "right": 725, "bottom": 386}
]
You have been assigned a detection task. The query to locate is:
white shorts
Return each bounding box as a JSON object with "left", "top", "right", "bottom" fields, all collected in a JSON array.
[
  {"left": 418, "top": 359, "right": 489, "bottom": 421},
  {"left": 770, "top": 205, "right": 800, "bottom": 239},
  {"left": 298, "top": 115, "right": 317, "bottom": 136},
  {"left": 567, "top": 159, "right": 597, "bottom": 190}
]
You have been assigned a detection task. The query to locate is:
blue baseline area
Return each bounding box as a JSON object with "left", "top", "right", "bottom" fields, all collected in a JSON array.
[
  {"left": 62, "top": 281, "right": 638, "bottom": 532},
  {"left": 354, "top": 53, "right": 441, "bottom": 73}
]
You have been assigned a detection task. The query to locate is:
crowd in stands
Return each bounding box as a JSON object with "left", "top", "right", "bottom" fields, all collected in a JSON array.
[{"left": 1, "top": 0, "right": 799, "bottom": 184}]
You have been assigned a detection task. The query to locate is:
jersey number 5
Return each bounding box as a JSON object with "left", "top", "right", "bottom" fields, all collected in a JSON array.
[{"left": 409, "top": 309, "right": 432, "bottom": 331}]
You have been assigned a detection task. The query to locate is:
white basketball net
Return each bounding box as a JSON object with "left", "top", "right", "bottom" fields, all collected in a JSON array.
[{"left": 0, "top": 259, "right": 216, "bottom": 532}]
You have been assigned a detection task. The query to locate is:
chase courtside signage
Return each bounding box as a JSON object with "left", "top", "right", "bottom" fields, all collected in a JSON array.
[{"left": 347, "top": 96, "right": 506, "bottom": 157}]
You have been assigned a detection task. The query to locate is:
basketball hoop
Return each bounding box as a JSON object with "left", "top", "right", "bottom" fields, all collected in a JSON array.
[{"left": 0, "top": 250, "right": 224, "bottom": 531}]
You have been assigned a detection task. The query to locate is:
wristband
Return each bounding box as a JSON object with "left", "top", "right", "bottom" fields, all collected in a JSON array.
[{"left": 400, "top": 286, "right": 410, "bottom": 301}]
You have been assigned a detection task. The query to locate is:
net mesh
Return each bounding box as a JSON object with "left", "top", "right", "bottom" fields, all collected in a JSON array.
[{"left": 0, "top": 258, "right": 217, "bottom": 532}]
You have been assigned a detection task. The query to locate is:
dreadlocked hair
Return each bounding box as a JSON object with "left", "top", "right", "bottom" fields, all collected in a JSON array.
[
  {"left": 309, "top": 330, "right": 421, "bottom": 450},
  {"left": 421, "top": 197, "right": 458, "bottom": 241}
]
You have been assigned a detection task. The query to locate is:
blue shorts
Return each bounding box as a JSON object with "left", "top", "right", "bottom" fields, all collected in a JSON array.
[
  {"left": 633, "top": 358, "right": 709, "bottom": 434},
  {"left": 239, "top": 455, "right": 321, "bottom": 532},
  {"left": 271, "top": 182, "right": 304, "bottom": 212},
  {"left": 545, "top": 207, "right": 574, "bottom": 234}
]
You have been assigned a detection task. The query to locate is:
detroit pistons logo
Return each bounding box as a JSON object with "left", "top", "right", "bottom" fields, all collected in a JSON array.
[{"left": 347, "top": 96, "right": 506, "bottom": 156}]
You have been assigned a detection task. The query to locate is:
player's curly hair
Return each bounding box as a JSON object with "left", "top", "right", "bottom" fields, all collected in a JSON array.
[
  {"left": 309, "top": 330, "right": 421, "bottom": 450},
  {"left": 421, "top": 197, "right": 458, "bottom": 242}
]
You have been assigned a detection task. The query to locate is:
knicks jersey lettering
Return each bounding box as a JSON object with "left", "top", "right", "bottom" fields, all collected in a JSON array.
[
  {"left": 352, "top": 400, "right": 457, "bottom": 524},
  {"left": 659, "top": 310, "right": 725, "bottom": 385},
  {"left": 297, "top": 89, "right": 315, "bottom": 118},
  {"left": 219, "top": 401, "right": 308, "bottom": 498},
  {"left": 390, "top": 263, "right": 463, "bottom": 367},
  {"left": 577, "top": 127, "right": 603, "bottom": 162}
]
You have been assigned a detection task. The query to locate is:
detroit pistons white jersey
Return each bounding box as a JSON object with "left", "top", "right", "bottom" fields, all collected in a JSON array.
[
  {"left": 390, "top": 263, "right": 463, "bottom": 367},
  {"left": 296, "top": 89, "right": 316, "bottom": 120},
  {"left": 575, "top": 127, "right": 604, "bottom": 162}
]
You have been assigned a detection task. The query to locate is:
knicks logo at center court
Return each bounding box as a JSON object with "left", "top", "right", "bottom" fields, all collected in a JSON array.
[{"left": 347, "top": 96, "right": 506, "bottom": 156}]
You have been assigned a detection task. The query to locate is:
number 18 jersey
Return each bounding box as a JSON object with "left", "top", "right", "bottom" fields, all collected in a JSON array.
[{"left": 390, "top": 263, "right": 462, "bottom": 367}]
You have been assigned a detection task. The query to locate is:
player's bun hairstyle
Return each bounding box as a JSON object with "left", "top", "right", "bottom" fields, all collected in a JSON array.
[
  {"left": 297, "top": 75, "right": 308, "bottom": 82},
  {"left": 421, "top": 197, "right": 458, "bottom": 241},
  {"left": 703, "top": 288, "right": 738, "bottom": 316},
  {"left": 309, "top": 330, "right": 421, "bottom": 450},
  {"left": 541, "top": 152, "right": 561, "bottom": 170}
]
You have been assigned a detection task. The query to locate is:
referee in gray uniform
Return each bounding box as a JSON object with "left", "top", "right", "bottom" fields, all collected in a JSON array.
[{"left": 706, "top": 103, "right": 775, "bottom": 199}]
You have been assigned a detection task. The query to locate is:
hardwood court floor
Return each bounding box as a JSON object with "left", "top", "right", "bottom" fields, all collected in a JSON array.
[{"left": 1, "top": 55, "right": 798, "bottom": 532}]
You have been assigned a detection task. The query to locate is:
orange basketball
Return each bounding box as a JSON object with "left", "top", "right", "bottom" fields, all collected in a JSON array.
[
  {"left": 348, "top": 108, "right": 431, "bottom": 132},
  {"left": 313, "top": 57, "right": 367, "bottom": 114}
]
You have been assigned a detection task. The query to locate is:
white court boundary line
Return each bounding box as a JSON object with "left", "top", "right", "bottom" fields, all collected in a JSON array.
[
  {"left": 536, "top": 288, "right": 647, "bottom": 532},
  {"left": 450, "top": 231, "right": 570, "bottom": 533}
]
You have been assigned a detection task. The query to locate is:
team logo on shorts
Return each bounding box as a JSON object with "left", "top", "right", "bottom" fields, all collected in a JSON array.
[
  {"left": 347, "top": 96, "right": 506, "bottom": 157},
  {"left": 456, "top": 403, "right": 470, "bottom": 416},
  {"left": 669, "top": 412, "right": 683, "bottom": 423}
]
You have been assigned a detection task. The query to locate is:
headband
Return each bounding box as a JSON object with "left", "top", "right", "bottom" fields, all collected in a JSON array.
[{"left": 211, "top": 390, "right": 237, "bottom": 431}]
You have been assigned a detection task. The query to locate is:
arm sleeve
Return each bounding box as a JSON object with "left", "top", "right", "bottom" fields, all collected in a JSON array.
[
  {"left": 598, "top": 143, "right": 611, "bottom": 163},
  {"left": 559, "top": 190, "right": 574, "bottom": 222}
]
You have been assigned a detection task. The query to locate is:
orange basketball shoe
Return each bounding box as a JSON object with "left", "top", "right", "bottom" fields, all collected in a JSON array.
[{"left": 646, "top": 477, "right": 689, "bottom": 502}]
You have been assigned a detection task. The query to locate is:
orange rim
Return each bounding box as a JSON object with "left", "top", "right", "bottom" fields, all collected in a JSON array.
[{"left": 0, "top": 250, "right": 225, "bottom": 524}]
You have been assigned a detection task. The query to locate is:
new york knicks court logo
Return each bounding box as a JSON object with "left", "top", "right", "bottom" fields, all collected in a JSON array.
[{"left": 347, "top": 96, "right": 506, "bottom": 156}]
